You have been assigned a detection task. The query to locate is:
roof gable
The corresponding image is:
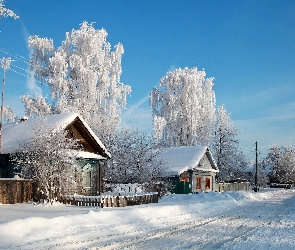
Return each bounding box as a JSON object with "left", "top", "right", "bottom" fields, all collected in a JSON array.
[{"left": 66, "top": 117, "right": 110, "bottom": 158}]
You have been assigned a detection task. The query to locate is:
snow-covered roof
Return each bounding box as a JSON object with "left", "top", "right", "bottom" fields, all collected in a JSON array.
[
  {"left": 156, "top": 146, "right": 217, "bottom": 175},
  {"left": 2, "top": 112, "right": 110, "bottom": 158},
  {"left": 76, "top": 151, "right": 106, "bottom": 160}
]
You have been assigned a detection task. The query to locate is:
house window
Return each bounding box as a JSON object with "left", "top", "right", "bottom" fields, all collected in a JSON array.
[
  {"left": 205, "top": 178, "right": 211, "bottom": 190},
  {"left": 180, "top": 177, "right": 189, "bottom": 182},
  {"left": 82, "top": 164, "right": 92, "bottom": 188},
  {"left": 196, "top": 177, "right": 202, "bottom": 189}
]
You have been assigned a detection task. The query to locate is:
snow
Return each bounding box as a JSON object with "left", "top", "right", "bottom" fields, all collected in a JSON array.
[
  {"left": 0, "top": 188, "right": 294, "bottom": 249},
  {"left": 2, "top": 112, "right": 110, "bottom": 157},
  {"left": 156, "top": 146, "right": 216, "bottom": 175},
  {"left": 76, "top": 151, "right": 106, "bottom": 160}
]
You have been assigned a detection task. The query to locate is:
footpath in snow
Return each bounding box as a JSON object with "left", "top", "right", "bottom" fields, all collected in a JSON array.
[{"left": 0, "top": 188, "right": 294, "bottom": 249}]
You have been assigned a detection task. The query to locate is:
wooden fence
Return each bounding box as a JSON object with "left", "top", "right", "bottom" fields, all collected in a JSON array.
[
  {"left": 0, "top": 178, "right": 32, "bottom": 204},
  {"left": 59, "top": 193, "right": 158, "bottom": 208},
  {"left": 215, "top": 182, "right": 250, "bottom": 192}
]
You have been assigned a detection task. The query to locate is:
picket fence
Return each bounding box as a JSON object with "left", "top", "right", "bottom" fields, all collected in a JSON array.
[
  {"left": 215, "top": 182, "right": 250, "bottom": 192},
  {"left": 59, "top": 193, "right": 158, "bottom": 208}
]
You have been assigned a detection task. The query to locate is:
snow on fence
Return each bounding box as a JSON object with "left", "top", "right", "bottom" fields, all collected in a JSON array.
[
  {"left": 59, "top": 195, "right": 101, "bottom": 207},
  {"left": 100, "top": 193, "right": 158, "bottom": 207},
  {"left": 215, "top": 182, "right": 250, "bottom": 192},
  {"left": 104, "top": 183, "right": 146, "bottom": 195},
  {"left": 59, "top": 193, "right": 158, "bottom": 208}
]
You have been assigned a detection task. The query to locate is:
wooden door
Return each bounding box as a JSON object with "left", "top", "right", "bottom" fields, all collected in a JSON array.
[{"left": 205, "top": 177, "right": 211, "bottom": 190}]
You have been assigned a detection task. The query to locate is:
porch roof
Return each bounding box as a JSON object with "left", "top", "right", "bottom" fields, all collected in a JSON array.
[{"left": 76, "top": 151, "right": 106, "bottom": 160}]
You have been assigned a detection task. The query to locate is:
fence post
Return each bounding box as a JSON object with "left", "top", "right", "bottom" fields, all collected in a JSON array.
[
  {"left": 123, "top": 196, "right": 127, "bottom": 207},
  {"left": 108, "top": 196, "right": 112, "bottom": 207},
  {"left": 153, "top": 193, "right": 158, "bottom": 203},
  {"left": 100, "top": 196, "right": 104, "bottom": 208},
  {"left": 115, "top": 196, "right": 119, "bottom": 207}
]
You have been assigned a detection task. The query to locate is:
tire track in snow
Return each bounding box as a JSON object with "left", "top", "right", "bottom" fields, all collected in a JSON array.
[
  {"left": 95, "top": 190, "right": 294, "bottom": 250},
  {"left": 93, "top": 216, "right": 230, "bottom": 250},
  {"left": 41, "top": 212, "right": 230, "bottom": 249},
  {"left": 36, "top": 203, "right": 234, "bottom": 249},
  {"left": 198, "top": 190, "right": 295, "bottom": 250}
]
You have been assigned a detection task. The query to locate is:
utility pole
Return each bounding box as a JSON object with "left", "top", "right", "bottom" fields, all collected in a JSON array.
[
  {"left": 254, "top": 141, "right": 258, "bottom": 192},
  {"left": 0, "top": 57, "right": 11, "bottom": 152}
]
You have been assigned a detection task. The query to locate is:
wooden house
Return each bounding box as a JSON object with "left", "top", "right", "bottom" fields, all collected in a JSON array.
[
  {"left": 0, "top": 112, "right": 110, "bottom": 195},
  {"left": 157, "top": 146, "right": 218, "bottom": 194}
]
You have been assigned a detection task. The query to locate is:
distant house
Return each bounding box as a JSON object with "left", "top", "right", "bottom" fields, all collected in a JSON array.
[
  {"left": 157, "top": 146, "right": 218, "bottom": 194},
  {"left": 0, "top": 112, "right": 111, "bottom": 195}
]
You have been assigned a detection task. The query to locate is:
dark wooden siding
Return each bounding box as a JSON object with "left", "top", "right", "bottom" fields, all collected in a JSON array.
[{"left": 66, "top": 122, "right": 95, "bottom": 153}]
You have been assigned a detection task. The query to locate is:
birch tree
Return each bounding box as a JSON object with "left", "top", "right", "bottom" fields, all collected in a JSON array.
[
  {"left": 23, "top": 21, "right": 131, "bottom": 142},
  {"left": 266, "top": 145, "right": 295, "bottom": 184},
  {"left": 13, "top": 120, "right": 82, "bottom": 203},
  {"left": 3, "top": 106, "right": 16, "bottom": 123},
  {"left": 150, "top": 67, "right": 216, "bottom": 147},
  {"left": 0, "top": 0, "right": 18, "bottom": 19},
  {"left": 104, "top": 128, "right": 168, "bottom": 193},
  {"left": 244, "top": 159, "right": 269, "bottom": 187},
  {"left": 211, "top": 105, "right": 247, "bottom": 181}
]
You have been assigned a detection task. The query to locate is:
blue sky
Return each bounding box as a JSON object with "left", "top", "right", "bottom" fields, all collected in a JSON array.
[{"left": 1, "top": 0, "right": 295, "bottom": 160}]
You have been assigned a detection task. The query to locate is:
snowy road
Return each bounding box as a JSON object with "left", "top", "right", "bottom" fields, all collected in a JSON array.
[{"left": 0, "top": 189, "right": 294, "bottom": 249}]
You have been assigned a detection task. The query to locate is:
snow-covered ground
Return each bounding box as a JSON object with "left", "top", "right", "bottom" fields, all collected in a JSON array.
[{"left": 0, "top": 188, "right": 294, "bottom": 249}]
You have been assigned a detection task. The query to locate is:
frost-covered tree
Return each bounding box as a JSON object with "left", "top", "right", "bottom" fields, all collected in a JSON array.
[
  {"left": 21, "top": 94, "right": 53, "bottom": 117},
  {"left": 23, "top": 21, "right": 131, "bottom": 142},
  {"left": 0, "top": 0, "right": 18, "bottom": 19},
  {"left": 104, "top": 128, "right": 168, "bottom": 193},
  {"left": 150, "top": 67, "right": 216, "bottom": 147},
  {"left": 266, "top": 145, "right": 295, "bottom": 184},
  {"left": 12, "top": 119, "right": 82, "bottom": 203},
  {"left": 238, "top": 159, "right": 269, "bottom": 187},
  {"left": 3, "top": 106, "right": 16, "bottom": 123},
  {"left": 255, "top": 159, "right": 270, "bottom": 187},
  {"left": 211, "top": 105, "right": 247, "bottom": 181}
]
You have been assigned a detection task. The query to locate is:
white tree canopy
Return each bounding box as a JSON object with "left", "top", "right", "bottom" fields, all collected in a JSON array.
[
  {"left": 105, "top": 128, "right": 167, "bottom": 188},
  {"left": 210, "top": 105, "right": 247, "bottom": 181},
  {"left": 0, "top": 0, "right": 18, "bottom": 19},
  {"left": 266, "top": 144, "right": 295, "bottom": 184},
  {"left": 3, "top": 106, "right": 15, "bottom": 123},
  {"left": 23, "top": 21, "right": 131, "bottom": 140},
  {"left": 150, "top": 67, "right": 216, "bottom": 147}
]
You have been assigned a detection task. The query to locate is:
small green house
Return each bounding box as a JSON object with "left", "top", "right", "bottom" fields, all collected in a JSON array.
[{"left": 157, "top": 146, "right": 219, "bottom": 194}]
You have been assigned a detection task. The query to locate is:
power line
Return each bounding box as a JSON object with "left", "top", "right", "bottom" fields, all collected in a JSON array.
[
  {"left": 0, "top": 48, "right": 48, "bottom": 86},
  {"left": 9, "top": 68, "right": 26, "bottom": 78},
  {"left": 0, "top": 48, "right": 29, "bottom": 78},
  {"left": 0, "top": 47, "right": 29, "bottom": 64},
  {"left": 11, "top": 63, "right": 27, "bottom": 72}
]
